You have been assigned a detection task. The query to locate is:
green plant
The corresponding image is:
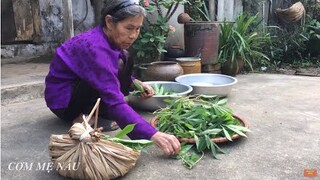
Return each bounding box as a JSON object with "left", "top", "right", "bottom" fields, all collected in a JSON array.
[
  {"left": 303, "top": 0, "right": 320, "bottom": 20},
  {"left": 185, "top": 0, "right": 211, "bottom": 21},
  {"left": 133, "top": 18, "right": 170, "bottom": 61},
  {"left": 132, "top": 0, "right": 188, "bottom": 62},
  {"left": 218, "top": 14, "right": 271, "bottom": 74},
  {"left": 266, "top": 25, "right": 308, "bottom": 66},
  {"left": 262, "top": 16, "right": 320, "bottom": 69},
  {"left": 304, "top": 16, "right": 320, "bottom": 57},
  {"left": 306, "top": 17, "right": 320, "bottom": 40}
]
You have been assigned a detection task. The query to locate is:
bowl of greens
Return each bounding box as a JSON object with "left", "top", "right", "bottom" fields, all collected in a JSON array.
[{"left": 128, "top": 81, "right": 193, "bottom": 111}]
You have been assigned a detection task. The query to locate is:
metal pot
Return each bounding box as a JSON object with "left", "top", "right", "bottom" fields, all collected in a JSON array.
[{"left": 175, "top": 73, "right": 237, "bottom": 96}]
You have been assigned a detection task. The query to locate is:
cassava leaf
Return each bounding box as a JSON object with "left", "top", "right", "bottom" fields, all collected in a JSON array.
[
  {"left": 200, "top": 128, "right": 222, "bottom": 135},
  {"left": 225, "top": 125, "right": 247, "bottom": 137},
  {"left": 205, "top": 135, "right": 212, "bottom": 149},
  {"left": 179, "top": 143, "right": 194, "bottom": 155},
  {"left": 209, "top": 142, "right": 218, "bottom": 159},
  {"left": 178, "top": 144, "right": 203, "bottom": 169},
  {"left": 133, "top": 79, "right": 144, "bottom": 92},
  {"left": 212, "top": 142, "right": 227, "bottom": 154},
  {"left": 110, "top": 138, "right": 153, "bottom": 150},
  {"left": 227, "top": 124, "right": 251, "bottom": 132},
  {"left": 115, "top": 124, "right": 135, "bottom": 138},
  {"left": 217, "top": 98, "right": 228, "bottom": 105},
  {"left": 222, "top": 126, "right": 232, "bottom": 141}
]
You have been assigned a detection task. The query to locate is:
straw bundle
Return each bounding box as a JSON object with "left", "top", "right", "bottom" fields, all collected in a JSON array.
[
  {"left": 49, "top": 99, "right": 140, "bottom": 180},
  {"left": 275, "top": 1, "right": 305, "bottom": 24}
]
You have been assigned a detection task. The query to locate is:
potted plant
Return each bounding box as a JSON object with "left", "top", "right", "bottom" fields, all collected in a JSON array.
[
  {"left": 218, "top": 14, "right": 271, "bottom": 76},
  {"left": 182, "top": 0, "right": 221, "bottom": 73},
  {"left": 132, "top": 17, "right": 173, "bottom": 63},
  {"left": 184, "top": 0, "right": 212, "bottom": 21},
  {"left": 132, "top": 0, "right": 188, "bottom": 63}
]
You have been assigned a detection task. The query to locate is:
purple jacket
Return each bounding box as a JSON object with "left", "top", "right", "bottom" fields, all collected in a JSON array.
[{"left": 45, "top": 26, "right": 157, "bottom": 139}]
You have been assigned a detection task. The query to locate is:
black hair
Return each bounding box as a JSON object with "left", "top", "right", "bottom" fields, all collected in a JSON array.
[{"left": 100, "top": 0, "right": 146, "bottom": 27}]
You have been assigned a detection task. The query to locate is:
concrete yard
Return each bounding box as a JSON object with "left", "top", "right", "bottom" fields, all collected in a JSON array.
[{"left": 1, "top": 71, "right": 320, "bottom": 179}]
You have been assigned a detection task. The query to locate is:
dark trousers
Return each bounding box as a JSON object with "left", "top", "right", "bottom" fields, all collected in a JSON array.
[{"left": 51, "top": 81, "right": 109, "bottom": 122}]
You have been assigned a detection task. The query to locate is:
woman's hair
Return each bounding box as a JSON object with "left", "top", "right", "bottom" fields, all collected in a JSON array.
[{"left": 100, "top": 0, "right": 146, "bottom": 27}]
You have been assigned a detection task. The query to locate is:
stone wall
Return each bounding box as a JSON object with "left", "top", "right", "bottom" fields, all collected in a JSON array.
[
  {"left": 1, "top": 0, "right": 95, "bottom": 59},
  {"left": 72, "top": 0, "right": 95, "bottom": 35},
  {"left": 1, "top": 0, "right": 183, "bottom": 59}
]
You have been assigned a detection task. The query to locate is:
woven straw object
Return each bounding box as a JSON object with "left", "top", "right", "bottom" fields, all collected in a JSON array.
[
  {"left": 275, "top": 1, "right": 305, "bottom": 24},
  {"left": 49, "top": 99, "right": 140, "bottom": 180}
]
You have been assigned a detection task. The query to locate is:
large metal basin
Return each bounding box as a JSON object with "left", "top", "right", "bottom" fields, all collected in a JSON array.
[
  {"left": 175, "top": 73, "right": 237, "bottom": 96},
  {"left": 128, "top": 81, "right": 193, "bottom": 111}
]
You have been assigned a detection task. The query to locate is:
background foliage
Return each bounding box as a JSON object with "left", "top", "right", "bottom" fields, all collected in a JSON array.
[{"left": 245, "top": 0, "right": 320, "bottom": 71}]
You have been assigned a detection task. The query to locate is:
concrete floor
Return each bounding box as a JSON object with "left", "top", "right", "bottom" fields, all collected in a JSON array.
[{"left": 1, "top": 73, "right": 320, "bottom": 179}]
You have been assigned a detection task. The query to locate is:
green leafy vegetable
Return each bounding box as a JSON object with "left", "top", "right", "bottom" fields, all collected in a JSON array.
[
  {"left": 109, "top": 138, "right": 153, "bottom": 150},
  {"left": 133, "top": 79, "right": 144, "bottom": 92},
  {"left": 130, "top": 80, "right": 146, "bottom": 96},
  {"left": 177, "top": 144, "right": 204, "bottom": 169},
  {"left": 102, "top": 124, "right": 153, "bottom": 150},
  {"left": 154, "top": 95, "right": 250, "bottom": 168},
  {"left": 115, "top": 124, "right": 135, "bottom": 139},
  {"left": 130, "top": 83, "right": 177, "bottom": 96}
]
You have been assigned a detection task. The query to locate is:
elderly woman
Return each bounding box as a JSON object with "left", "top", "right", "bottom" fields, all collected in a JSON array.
[{"left": 44, "top": 0, "right": 180, "bottom": 156}]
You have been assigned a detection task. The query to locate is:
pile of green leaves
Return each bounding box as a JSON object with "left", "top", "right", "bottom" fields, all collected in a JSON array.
[
  {"left": 153, "top": 95, "right": 250, "bottom": 168},
  {"left": 102, "top": 124, "right": 153, "bottom": 151}
]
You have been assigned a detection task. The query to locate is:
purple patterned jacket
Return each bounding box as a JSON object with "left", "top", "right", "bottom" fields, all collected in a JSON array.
[{"left": 45, "top": 26, "right": 157, "bottom": 139}]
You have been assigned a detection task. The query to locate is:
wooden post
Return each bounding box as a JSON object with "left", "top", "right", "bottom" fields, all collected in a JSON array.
[
  {"left": 224, "top": 0, "right": 234, "bottom": 21},
  {"left": 208, "top": 0, "right": 216, "bottom": 21},
  {"left": 2, "top": 0, "right": 18, "bottom": 43},
  {"left": 31, "top": 0, "right": 41, "bottom": 42},
  {"left": 92, "top": 0, "right": 104, "bottom": 26},
  {"left": 262, "top": 0, "right": 269, "bottom": 28},
  {"left": 217, "top": 0, "right": 224, "bottom": 21},
  {"left": 62, "top": 0, "right": 74, "bottom": 40},
  {"left": 12, "top": 0, "right": 34, "bottom": 41},
  {"left": 234, "top": 0, "right": 243, "bottom": 19}
]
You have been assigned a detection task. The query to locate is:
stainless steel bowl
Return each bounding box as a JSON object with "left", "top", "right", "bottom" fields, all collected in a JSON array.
[
  {"left": 128, "top": 81, "right": 193, "bottom": 111},
  {"left": 175, "top": 73, "right": 237, "bottom": 96}
]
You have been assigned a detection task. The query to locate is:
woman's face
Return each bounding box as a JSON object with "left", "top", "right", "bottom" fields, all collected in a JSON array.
[{"left": 106, "top": 15, "right": 144, "bottom": 49}]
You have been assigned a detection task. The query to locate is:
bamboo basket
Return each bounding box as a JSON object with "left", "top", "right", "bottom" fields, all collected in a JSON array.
[
  {"left": 275, "top": 1, "right": 305, "bottom": 24},
  {"left": 49, "top": 98, "right": 140, "bottom": 180}
]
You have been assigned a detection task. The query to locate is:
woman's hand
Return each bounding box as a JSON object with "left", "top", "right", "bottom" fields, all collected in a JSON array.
[
  {"left": 151, "top": 131, "right": 181, "bottom": 156},
  {"left": 133, "top": 79, "right": 154, "bottom": 98}
]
